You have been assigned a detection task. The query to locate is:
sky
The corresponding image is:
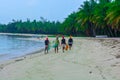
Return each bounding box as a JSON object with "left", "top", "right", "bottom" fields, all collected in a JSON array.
[{"left": 0, "top": 0, "right": 85, "bottom": 24}]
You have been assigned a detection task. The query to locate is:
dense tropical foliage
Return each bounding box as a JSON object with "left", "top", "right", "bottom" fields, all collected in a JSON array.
[
  {"left": 0, "top": 18, "right": 62, "bottom": 34},
  {"left": 62, "top": 0, "right": 120, "bottom": 37},
  {"left": 0, "top": 0, "right": 120, "bottom": 37}
]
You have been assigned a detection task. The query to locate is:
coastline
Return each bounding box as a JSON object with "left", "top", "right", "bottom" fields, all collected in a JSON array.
[
  {"left": 0, "top": 35, "right": 54, "bottom": 71},
  {"left": 0, "top": 32, "right": 54, "bottom": 38},
  {"left": 0, "top": 33, "right": 45, "bottom": 63},
  {"left": 0, "top": 33, "right": 44, "bottom": 36},
  {"left": 0, "top": 47, "right": 45, "bottom": 71},
  {"left": 0, "top": 37, "right": 120, "bottom": 80}
]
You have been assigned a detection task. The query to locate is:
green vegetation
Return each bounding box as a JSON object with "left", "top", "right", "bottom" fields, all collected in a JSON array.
[
  {"left": 0, "top": 0, "right": 120, "bottom": 37},
  {"left": 0, "top": 17, "right": 62, "bottom": 34}
]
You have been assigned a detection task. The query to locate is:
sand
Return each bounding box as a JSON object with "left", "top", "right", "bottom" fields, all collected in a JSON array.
[{"left": 0, "top": 37, "right": 120, "bottom": 80}]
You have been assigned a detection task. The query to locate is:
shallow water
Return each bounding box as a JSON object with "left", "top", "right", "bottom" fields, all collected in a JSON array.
[{"left": 0, "top": 35, "right": 44, "bottom": 61}]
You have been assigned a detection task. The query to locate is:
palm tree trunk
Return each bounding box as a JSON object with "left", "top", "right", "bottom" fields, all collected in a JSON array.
[
  {"left": 92, "top": 28, "right": 96, "bottom": 37},
  {"left": 114, "top": 29, "right": 117, "bottom": 37},
  {"left": 107, "top": 26, "right": 114, "bottom": 37},
  {"left": 88, "top": 22, "right": 96, "bottom": 37}
]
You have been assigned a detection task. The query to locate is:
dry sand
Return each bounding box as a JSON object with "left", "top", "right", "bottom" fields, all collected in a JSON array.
[{"left": 0, "top": 37, "right": 120, "bottom": 80}]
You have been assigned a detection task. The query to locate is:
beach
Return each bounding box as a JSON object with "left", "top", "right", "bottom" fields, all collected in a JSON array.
[{"left": 0, "top": 37, "right": 120, "bottom": 80}]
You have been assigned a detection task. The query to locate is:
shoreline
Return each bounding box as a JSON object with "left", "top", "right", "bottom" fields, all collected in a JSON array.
[
  {"left": 0, "top": 48, "right": 45, "bottom": 70},
  {"left": 0, "top": 37, "right": 120, "bottom": 80},
  {"left": 0, "top": 32, "right": 55, "bottom": 37},
  {"left": 0, "top": 33, "right": 45, "bottom": 63},
  {"left": 0, "top": 32, "right": 44, "bottom": 36},
  {"left": 0, "top": 36, "right": 55, "bottom": 70}
]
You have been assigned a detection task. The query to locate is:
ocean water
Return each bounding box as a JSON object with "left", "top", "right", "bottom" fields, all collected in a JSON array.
[{"left": 0, "top": 35, "right": 44, "bottom": 61}]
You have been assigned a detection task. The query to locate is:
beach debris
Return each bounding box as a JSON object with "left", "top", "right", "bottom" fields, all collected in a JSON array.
[
  {"left": 111, "top": 46, "right": 116, "bottom": 48},
  {"left": 0, "top": 64, "right": 4, "bottom": 70},
  {"left": 15, "top": 58, "right": 24, "bottom": 62},
  {"left": 111, "top": 64, "right": 117, "bottom": 67},
  {"left": 89, "top": 71, "right": 92, "bottom": 74},
  {"left": 0, "top": 66, "right": 3, "bottom": 69},
  {"left": 103, "top": 58, "right": 114, "bottom": 61},
  {"left": 116, "top": 55, "right": 120, "bottom": 58}
]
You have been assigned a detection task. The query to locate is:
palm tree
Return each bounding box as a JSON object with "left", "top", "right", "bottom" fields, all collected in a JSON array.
[
  {"left": 105, "top": 1, "right": 120, "bottom": 30},
  {"left": 62, "top": 12, "right": 78, "bottom": 35},
  {"left": 77, "top": 0, "right": 97, "bottom": 37},
  {"left": 91, "top": 0, "right": 114, "bottom": 36}
]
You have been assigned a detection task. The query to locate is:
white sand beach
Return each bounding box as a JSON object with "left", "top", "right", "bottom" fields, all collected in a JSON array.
[{"left": 0, "top": 37, "right": 120, "bottom": 80}]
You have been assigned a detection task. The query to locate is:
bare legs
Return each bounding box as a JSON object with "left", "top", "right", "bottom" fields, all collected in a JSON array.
[
  {"left": 55, "top": 47, "right": 58, "bottom": 53},
  {"left": 45, "top": 45, "right": 48, "bottom": 54},
  {"left": 62, "top": 46, "right": 65, "bottom": 52}
]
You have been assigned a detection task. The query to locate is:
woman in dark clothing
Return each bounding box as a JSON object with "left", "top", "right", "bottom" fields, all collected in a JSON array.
[
  {"left": 61, "top": 36, "right": 66, "bottom": 52},
  {"left": 44, "top": 37, "right": 49, "bottom": 54},
  {"left": 68, "top": 36, "right": 73, "bottom": 50}
]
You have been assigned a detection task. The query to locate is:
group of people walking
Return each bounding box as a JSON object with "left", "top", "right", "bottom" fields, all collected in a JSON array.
[{"left": 44, "top": 35, "right": 73, "bottom": 54}]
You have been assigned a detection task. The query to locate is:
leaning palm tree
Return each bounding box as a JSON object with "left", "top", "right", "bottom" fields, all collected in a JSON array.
[
  {"left": 77, "top": 0, "right": 97, "bottom": 37},
  {"left": 91, "top": 0, "right": 114, "bottom": 36},
  {"left": 62, "top": 12, "right": 78, "bottom": 35},
  {"left": 105, "top": 1, "right": 120, "bottom": 30}
]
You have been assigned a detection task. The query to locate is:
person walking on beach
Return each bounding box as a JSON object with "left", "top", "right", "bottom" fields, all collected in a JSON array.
[
  {"left": 61, "top": 36, "right": 66, "bottom": 53},
  {"left": 68, "top": 35, "right": 73, "bottom": 50},
  {"left": 44, "top": 37, "right": 49, "bottom": 54},
  {"left": 54, "top": 37, "right": 60, "bottom": 53}
]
